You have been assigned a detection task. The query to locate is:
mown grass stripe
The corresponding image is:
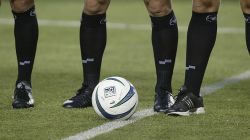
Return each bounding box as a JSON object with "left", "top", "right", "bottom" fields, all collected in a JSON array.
[{"left": 0, "top": 18, "right": 244, "bottom": 34}]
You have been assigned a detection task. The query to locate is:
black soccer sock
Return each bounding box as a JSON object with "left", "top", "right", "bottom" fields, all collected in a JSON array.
[
  {"left": 150, "top": 11, "right": 178, "bottom": 93},
  {"left": 184, "top": 12, "right": 218, "bottom": 96},
  {"left": 80, "top": 13, "right": 107, "bottom": 88},
  {"left": 243, "top": 13, "right": 250, "bottom": 54},
  {"left": 12, "top": 6, "right": 38, "bottom": 83}
]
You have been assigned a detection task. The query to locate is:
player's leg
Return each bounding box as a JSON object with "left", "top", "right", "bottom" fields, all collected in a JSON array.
[
  {"left": 167, "top": 0, "right": 220, "bottom": 116},
  {"left": 240, "top": 0, "right": 250, "bottom": 54},
  {"left": 10, "top": 0, "right": 38, "bottom": 109},
  {"left": 63, "top": 0, "right": 110, "bottom": 108},
  {"left": 144, "top": 0, "right": 177, "bottom": 112}
]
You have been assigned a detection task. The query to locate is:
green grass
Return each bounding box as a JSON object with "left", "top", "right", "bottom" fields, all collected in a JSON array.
[
  {"left": 0, "top": 0, "right": 250, "bottom": 140},
  {"left": 93, "top": 79, "right": 250, "bottom": 140}
]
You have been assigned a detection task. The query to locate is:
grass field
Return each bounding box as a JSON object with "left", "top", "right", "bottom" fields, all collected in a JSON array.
[{"left": 0, "top": 0, "right": 250, "bottom": 140}]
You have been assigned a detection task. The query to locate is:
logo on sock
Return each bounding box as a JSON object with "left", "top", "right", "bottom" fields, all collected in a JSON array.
[
  {"left": 159, "top": 59, "right": 172, "bottom": 65},
  {"left": 170, "top": 16, "right": 177, "bottom": 26},
  {"left": 206, "top": 15, "right": 217, "bottom": 23},
  {"left": 82, "top": 58, "right": 95, "bottom": 64},
  {"left": 29, "top": 10, "right": 36, "bottom": 17},
  {"left": 245, "top": 17, "right": 250, "bottom": 24},
  {"left": 186, "top": 65, "right": 196, "bottom": 70},
  {"left": 13, "top": 15, "right": 17, "bottom": 20},
  {"left": 19, "top": 61, "right": 31, "bottom": 66},
  {"left": 100, "top": 18, "right": 107, "bottom": 24}
]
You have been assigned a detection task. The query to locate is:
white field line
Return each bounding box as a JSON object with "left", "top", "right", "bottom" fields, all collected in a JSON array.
[
  {"left": 201, "top": 70, "right": 250, "bottom": 96},
  {"left": 0, "top": 18, "right": 244, "bottom": 34},
  {"left": 63, "top": 70, "right": 250, "bottom": 140}
]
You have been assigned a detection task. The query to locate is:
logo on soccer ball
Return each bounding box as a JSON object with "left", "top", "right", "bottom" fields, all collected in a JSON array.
[{"left": 104, "top": 86, "right": 116, "bottom": 98}]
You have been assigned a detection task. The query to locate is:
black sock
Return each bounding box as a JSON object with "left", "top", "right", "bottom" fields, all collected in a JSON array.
[
  {"left": 150, "top": 11, "right": 178, "bottom": 93},
  {"left": 80, "top": 13, "right": 107, "bottom": 88},
  {"left": 184, "top": 12, "right": 218, "bottom": 96},
  {"left": 12, "top": 6, "right": 38, "bottom": 83},
  {"left": 243, "top": 13, "right": 250, "bottom": 54}
]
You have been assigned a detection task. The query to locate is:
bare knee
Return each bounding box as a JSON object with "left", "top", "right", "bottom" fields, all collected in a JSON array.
[
  {"left": 192, "top": 0, "right": 220, "bottom": 13},
  {"left": 144, "top": 0, "right": 172, "bottom": 17},
  {"left": 10, "top": 0, "right": 34, "bottom": 12},
  {"left": 241, "top": 0, "right": 250, "bottom": 14},
  {"left": 84, "top": 0, "right": 110, "bottom": 15}
]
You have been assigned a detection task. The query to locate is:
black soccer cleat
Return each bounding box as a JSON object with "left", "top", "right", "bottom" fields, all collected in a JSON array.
[
  {"left": 63, "top": 85, "right": 93, "bottom": 108},
  {"left": 154, "top": 90, "right": 175, "bottom": 112},
  {"left": 12, "top": 81, "right": 34, "bottom": 109},
  {"left": 166, "top": 86, "right": 205, "bottom": 116}
]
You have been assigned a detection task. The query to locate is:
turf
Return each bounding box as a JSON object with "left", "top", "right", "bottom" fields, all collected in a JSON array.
[
  {"left": 0, "top": 0, "right": 249, "bottom": 140},
  {"left": 93, "top": 79, "right": 250, "bottom": 140}
]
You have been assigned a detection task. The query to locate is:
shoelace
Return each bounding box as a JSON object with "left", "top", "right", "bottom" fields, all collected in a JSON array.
[
  {"left": 173, "top": 90, "right": 196, "bottom": 109},
  {"left": 174, "top": 89, "right": 186, "bottom": 103},
  {"left": 15, "top": 85, "right": 30, "bottom": 101}
]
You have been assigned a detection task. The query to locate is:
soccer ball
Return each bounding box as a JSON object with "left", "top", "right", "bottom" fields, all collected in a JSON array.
[{"left": 92, "top": 76, "right": 138, "bottom": 120}]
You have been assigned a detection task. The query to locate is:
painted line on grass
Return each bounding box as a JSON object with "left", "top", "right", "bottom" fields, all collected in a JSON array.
[
  {"left": 63, "top": 109, "right": 156, "bottom": 140},
  {"left": 63, "top": 70, "right": 250, "bottom": 140},
  {"left": 201, "top": 70, "right": 250, "bottom": 96},
  {"left": 0, "top": 18, "right": 244, "bottom": 34}
]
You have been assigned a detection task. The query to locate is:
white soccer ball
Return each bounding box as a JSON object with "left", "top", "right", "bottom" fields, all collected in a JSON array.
[{"left": 92, "top": 76, "right": 138, "bottom": 120}]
